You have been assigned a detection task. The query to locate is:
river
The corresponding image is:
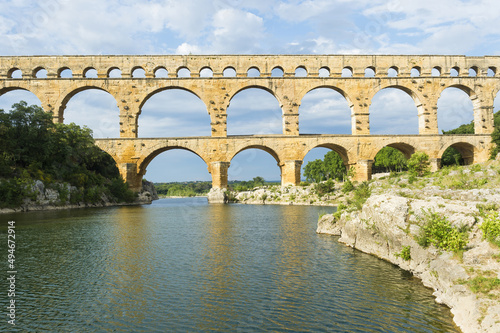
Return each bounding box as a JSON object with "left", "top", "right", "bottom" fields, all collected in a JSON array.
[{"left": 1, "top": 198, "right": 459, "bottom": 332}]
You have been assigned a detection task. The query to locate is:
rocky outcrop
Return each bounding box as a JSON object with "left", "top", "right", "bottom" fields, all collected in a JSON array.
[
  {"left": 0, "top": 179, "right": 158, "bottom": 214},
  {"left": 140, "top": 179, "right": 159, "bottom": 202},
  {"left": 317, "top": 178, "right": 500, "bottom": 333}
]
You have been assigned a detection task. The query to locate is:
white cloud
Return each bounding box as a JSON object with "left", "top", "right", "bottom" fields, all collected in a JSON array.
[
  {"left": 176, "top": 42, "right": 202, "bottom": 55},
  {"left": 210, "top": 8, "right": 265, "bottom": 53}
]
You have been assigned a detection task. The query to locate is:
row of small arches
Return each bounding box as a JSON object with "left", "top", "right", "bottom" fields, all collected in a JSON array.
[{"left": 6, "top": 65, "right": 498, "bottom": 79}]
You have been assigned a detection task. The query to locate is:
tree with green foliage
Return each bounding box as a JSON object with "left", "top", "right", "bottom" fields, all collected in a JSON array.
[
  {"left": 0, "top": 101, "right": 135, "bottom": 208},
  {"left": 303, "top": 151, "right": 346, "bottom": 183},
  {"left": 373, "top": 147, "right": 407, "bottom": 173},
  {"left": 407, "top": 152, "right": 430, "bottom": 177}
]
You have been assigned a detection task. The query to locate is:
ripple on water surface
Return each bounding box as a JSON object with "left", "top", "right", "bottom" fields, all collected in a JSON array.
[{"left": 0, "top": 198, "right": 459, "bottom": 332}]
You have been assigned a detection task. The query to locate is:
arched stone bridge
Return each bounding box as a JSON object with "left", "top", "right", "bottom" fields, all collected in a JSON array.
[{"left": 0, "top": 55, "right": 497, "bottom": 190}]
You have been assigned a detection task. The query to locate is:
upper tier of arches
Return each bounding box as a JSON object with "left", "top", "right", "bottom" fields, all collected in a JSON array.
[{"left": 1, "top": 55, "right": 499, "bottom": 79}]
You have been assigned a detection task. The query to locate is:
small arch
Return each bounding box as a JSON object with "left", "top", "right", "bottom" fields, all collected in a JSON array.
[
  {"left": 365, "top": 67, "right": 376, "bottom": 77},
  {"left": 295, "top": 66, "right": 308, "bottom": 77},
  {"left": 468, "top": 66, "right": 478, "bottom": 77},
  {"left": 154, "top": 67, "right": 168, "bottom": 78},
  {"left": 223, "top": 67, "right": 237, "bottom": 77},
  {"left": 319, "top": 67, "right": 330, "bottom": 77},
  {"left": 200, "top": 67, "right": 214, "bottom": 78},
  {"left": 271, "top": 67, "right": 284, "bottom": 77},
  {"left": 450, "top": 66, "right": 460, "bottom": 77},
  {"left": 341, "top": 67, "right": 353, "bottom": 77},
  {"left": 432, "top": 67, "right": 441, "bottom": 77},
  {"left": 410, "top": 67, "right": 421, "bottom": 77},
  {"left": 487, "top": 67, "right": 496, "bottom": 77},
  {"left": 440, "top": 142, "right": 475, "bottom": 165},
  {"left": 33, "top": 67, "right": 47, "bottom": 78},
  {"left": 247, "top": 67, "right": 260, "bottom": 77},
  {"left": 8, "top": 68, "right": 22, "bottom": 79},
  {"left": 58, "top": 67, "right": 73, "bottom": 78},
  {"left": 177, "top": 67, "right": 191, "bottom": 78},
  {"left": 132, "top": 67, "right": 146, "bottom": 78},
  {"left": 388, "top": 66, "right": 398, "bottom": 77},
  {"left": 83, "top": 67, "right": 98, "bottom": 78},
  {"left": 108, "top": 67, "right": 122, "bottom": 78}
]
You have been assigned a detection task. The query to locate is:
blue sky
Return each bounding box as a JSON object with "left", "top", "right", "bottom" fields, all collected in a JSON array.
[{"left": 1, "top": 0, "right": 500, "bottom": 182}]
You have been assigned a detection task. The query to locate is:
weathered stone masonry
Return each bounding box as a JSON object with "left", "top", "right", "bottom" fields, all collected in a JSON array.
[{"left": 0, "top": 55, "right": 498, "bottom": 190}]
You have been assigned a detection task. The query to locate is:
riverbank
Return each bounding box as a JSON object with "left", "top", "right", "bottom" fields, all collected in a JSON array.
[
  {"left": 0, "top": 180, "right": 159, "bottom": 214},
  {"left": 208, "top": 183, "right": 339, "bottom": 205},
  {"left": 317, "top": 160, "right": 500, "bottom": 333}
]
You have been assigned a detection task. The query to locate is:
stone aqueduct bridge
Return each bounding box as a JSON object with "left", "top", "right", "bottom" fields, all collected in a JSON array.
[{"left": 0, "top": 55, "right": 498, "bottom": 191}]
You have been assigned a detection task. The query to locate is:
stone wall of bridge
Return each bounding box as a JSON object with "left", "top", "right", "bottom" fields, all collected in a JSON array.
[
  {"left": 0, "top": 55, "right": 497, "bottom": 190},
  {"left": 94, "top": 134, "right": 492, "bottom": 191}
]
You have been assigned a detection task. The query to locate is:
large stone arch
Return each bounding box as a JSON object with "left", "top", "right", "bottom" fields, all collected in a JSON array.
[
  {"left": 56, "top": 84, "right": 117, "bottom": 123},
  {"left": 228, "top": 84, "right": 282, "bottom": 107},
  {"left": 301, "top": 143, "right": 351, "bottom": 165},
  {"left": 139, "top": 146, "right": 209, "bottom": 177},
  {"left": 139, "top": 86, "right": 205, "bottom": 113},
  {"left": 437, "top": 83, "right": 479, "bottom": 134},
  {"left": 439, "top": 141, "right": 476, "bottom": 165},
  {"left": 370, "top": 142, "right": 416, "bottom": 160},
  {"left": 368, "top": 84, "right": 425, "bottom": 134},
  {"left": 229, "top": 144, "right": 281, "bottom": 165}
]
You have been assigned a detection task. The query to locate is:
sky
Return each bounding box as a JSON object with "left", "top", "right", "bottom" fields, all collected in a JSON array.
[{"left": 1, "top": 0, "right": 500, "bottom": 182}]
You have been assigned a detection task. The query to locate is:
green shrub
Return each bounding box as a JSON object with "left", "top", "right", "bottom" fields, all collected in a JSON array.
[
  {"left": 395, "top": 246, "right": 411, "bottom": 261},
  {"left": 342, "top": 179, "right": 354, "bottom": 193},
  {"left": 479, "top": 211, "right": 500, "bottom": 247},
  {"left": 407, "top": 152, "right": 430, "bottom": 177},
  {"left": 315, "top": 178, "right": 335, "bottom": 196},
  {"left": 416, "top": 210, "right": 468, "bottom": 252},
  {"left": 352, "top": 181, "right": 371, "bottom": 210}
]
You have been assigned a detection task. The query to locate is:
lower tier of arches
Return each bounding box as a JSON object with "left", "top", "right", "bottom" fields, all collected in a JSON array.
[{"left": 94, "top": 134, "right": 493, "bottom": 192}]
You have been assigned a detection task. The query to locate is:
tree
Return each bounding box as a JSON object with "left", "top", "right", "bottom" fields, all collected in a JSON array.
[
  {"left": 373, "top": 147, "right": 407, "bottom": 173},
  {"left": 322, "top": 151, "right": 347, "bottom": 180},
  {"left": 303, "top": 159, "right": 325, "bottom": 183},
  {"left": 407, "top": 152, "right": 430, "bottom": 177}
]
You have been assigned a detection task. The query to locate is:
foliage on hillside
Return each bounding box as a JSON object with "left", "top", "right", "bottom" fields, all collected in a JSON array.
[
  {"left": 373, "top": 147, "right": 407, "bottom": 173},
  {"left": 0, "top": 101, "right": 135, "bottom": 208}
]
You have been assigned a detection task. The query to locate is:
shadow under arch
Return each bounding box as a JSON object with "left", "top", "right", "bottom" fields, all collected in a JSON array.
[
  {"left": 439, "top": 142, "right": 476, "bottom": 165},
  {"left": 139, "top": 146, "right": 210, "bottom": 177}
]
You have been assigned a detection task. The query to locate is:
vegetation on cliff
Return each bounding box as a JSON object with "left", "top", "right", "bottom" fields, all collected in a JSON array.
[{"left": 0, "top": 101, "right": 136, "bottom": 208}]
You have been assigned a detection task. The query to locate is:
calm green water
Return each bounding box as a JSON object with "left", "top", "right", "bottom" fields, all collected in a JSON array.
[{"left": 0, "top": 198, "right": 459, "bottom": 332}]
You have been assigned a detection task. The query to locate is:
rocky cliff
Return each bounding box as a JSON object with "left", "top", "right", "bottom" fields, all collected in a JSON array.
[
  {"left": 317, "top": 162, "right": 500, "bottom": 333},
  {"left": 0, "top": 179, "right": 159, "bottom": 213}
]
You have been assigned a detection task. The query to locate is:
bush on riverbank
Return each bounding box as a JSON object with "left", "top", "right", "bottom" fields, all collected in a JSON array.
[{"left": 0, "top": 101, "right": 136, "bottom": 208}]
